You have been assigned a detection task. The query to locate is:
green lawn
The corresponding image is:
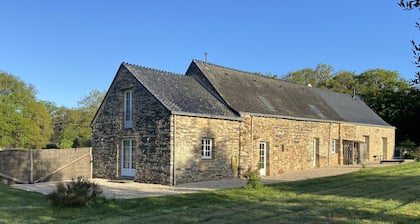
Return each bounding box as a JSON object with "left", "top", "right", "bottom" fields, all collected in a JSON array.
[{"left": 1, "top": 163, "right": 420, "bottom": 224}]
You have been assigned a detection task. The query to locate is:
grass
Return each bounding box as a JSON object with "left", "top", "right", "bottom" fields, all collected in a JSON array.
[{"left": 1, "top": 162, "right": 420, "bottom": 223}]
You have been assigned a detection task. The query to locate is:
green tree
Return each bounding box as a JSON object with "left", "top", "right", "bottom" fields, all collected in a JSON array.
[
  {"left": 77, "top": 89, "right": 105, "bottom": 113},
  {"left": 75, "top": 90, "right": 105, "bottom": 147},
  {"left": 283, "top": 64, "right": 334, "bottom": 88},
  {"left": 46, "top": 90, "right": 105, "bottom": 148},
  {"left": 329, "top": 71, "right": 358, "bottom": 94},
  {"left": 282, "top": 66, "right": 419, "bottom": 145},
  {"left": 356, "top": 69, "right": 419, "bottom": 144},
  {"left": 0, "top": 72, "right": 52, "bottom": 149}
]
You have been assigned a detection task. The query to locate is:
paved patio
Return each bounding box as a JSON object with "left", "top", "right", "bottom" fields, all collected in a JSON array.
[{"left": 11, "top": 162, "right": 405, "bottom": 199}]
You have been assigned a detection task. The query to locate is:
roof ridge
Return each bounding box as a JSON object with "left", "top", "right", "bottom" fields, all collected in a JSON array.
[
  {"left": 192, "top": 59, "right": 306, "bottom": 86},
  {"left": 192, "top": 59, "right": 260, "bottom": 76},
  {"left": 122, "top": 62, "right": 183, "bottom": 76}
]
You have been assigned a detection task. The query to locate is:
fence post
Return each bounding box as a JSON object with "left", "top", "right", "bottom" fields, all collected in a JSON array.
[
  {"left": 90, "top": 147, "right": 93, "bottom": 179},
  {"left": 29, "top": 149, "right": 33, "bottom": 184}
]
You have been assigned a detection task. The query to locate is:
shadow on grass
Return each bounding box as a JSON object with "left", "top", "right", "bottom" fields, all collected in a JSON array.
[
  {"left": 270, "top": 163, "right": 420, "bottom": 202},
  {"left": 84, "top": 187, "right": 420, "bottom": 224},
  {"left": 3, "top": 162, "right": 420, "bottom": 223}
]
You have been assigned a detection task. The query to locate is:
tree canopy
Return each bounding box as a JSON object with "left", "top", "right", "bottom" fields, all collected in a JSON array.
[
  {"left": 46, "top": 90, "right": 105, "bottom": 149},
  {"left": 0, "top": 72, "right": 105, "bottom": 150},
  {"left": 0, "top": 72, "right": 52, "bottom": 149},
  {"left": 282, "top": 64, "right": 420, "bottom": 146}
]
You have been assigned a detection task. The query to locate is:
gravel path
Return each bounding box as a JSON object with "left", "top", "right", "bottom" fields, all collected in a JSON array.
[{"left": 11, "top": 162, "right": 404, "bottom": 199}]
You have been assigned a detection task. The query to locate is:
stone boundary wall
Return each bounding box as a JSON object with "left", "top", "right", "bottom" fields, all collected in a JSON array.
[{"left": 0, "top": 147, "right": 91, "bottom": 184}]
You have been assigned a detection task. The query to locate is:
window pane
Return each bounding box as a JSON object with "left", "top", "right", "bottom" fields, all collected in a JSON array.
[
  {"left": 124, "top": 91, "right": 133, "bottom": 128},
  {"left": 201, "top": 138, "right": 212, "bottom": 159}
]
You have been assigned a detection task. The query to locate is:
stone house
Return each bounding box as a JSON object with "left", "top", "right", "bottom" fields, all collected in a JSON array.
[{"left": 91, "top": 60, "right": 395, "bottom": 185}]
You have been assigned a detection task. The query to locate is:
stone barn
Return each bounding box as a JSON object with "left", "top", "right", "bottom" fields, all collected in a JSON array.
[{"left": 91, "top": 60, "right": 395, "bottom": 185}]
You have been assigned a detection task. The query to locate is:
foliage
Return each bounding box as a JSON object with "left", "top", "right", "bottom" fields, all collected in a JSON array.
[
  {"left": 0, "top": 72, "right": 52, "bottom": 149},
  {"left": 243, "top": 169, "right": 263, "bottom": 189},
  {"left": 45, "top": 89, "right": 105, "bottom": 148},
  {"left": 282, "top": 65, "right": 420, "bottom": 146},
  {"left": 2, "top": 163, "right": 420, "bottom": 223},
  {"left": 403, "top": 146, "right": 420, "bottom": 161},
  {"left": 77, "top": 89, "right": 106, "bottom": 114},
  {"left": 399, "top": 0, "right": 420, "bottom": 84},
  {"left": 47, "top": 176, "right": 103, "bottom": 207},
  {"left": 283, "top": 64, "right": 334, "bottom": 88},
  {"left": 0, "top": 72, "right": 104, "bottom": 150}
]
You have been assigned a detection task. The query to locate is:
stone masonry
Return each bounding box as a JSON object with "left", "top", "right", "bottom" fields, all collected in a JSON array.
[
  {"left": 92, "top": 66, "right": 172, "bottom": 184},
  {"left": 92, "top": 62, "right": 396, "bottom": 185},
  {"left": 239, "top": 114, "right": 395, "bottom": 176},
  {"left": 171, "top": 115, "right": 241, "bottom": 184}
]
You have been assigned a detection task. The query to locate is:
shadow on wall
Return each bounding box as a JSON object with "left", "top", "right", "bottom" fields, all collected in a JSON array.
[{"left": 174, "top": 125, "right": 238, "bottom": 184}]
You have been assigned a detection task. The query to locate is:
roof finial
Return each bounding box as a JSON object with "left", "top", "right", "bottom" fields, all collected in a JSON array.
[{"left": 205, "top": 52, "right": 208, "bottom": 64}]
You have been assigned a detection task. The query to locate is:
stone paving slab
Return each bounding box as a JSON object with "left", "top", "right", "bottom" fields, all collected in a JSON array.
[{"left": 11, "top": 162, "right": 407, "bottom": 199}]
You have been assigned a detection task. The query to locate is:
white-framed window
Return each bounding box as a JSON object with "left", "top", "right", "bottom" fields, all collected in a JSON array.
[
  {"left": 331, "top": 139, "right": 337, "bottom": 153},
  {"left": 124, "top": 90, "right": 133, "bottom": 128},
  {"left": 201, "top": 138, "right": 212, "bottom": 159}
]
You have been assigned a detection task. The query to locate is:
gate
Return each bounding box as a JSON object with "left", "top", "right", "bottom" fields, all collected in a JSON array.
[
  {"left": 343, "top": 141, "right": 364, "bottom": 165},
  {"left": 343, "top": 140, "right": 354, "bottom": 165}
]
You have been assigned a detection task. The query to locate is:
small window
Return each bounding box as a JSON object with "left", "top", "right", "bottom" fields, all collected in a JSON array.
[
  {"left": 124, "top": 90, "right": 133, "bottom": 128},
  {"left": 201, "top": 138, "right": 212, "bottom": 159},
  {"left": 331, "top": 139, "right": 337, "bottom": 153}
]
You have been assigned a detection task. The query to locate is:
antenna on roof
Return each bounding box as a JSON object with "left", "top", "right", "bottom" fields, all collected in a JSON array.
[
  {"left": 352, "top": 89, "right": 357, "bottom": 100},
  {"left": 204, "top": 52, "right": 208, "bottom": 64}
]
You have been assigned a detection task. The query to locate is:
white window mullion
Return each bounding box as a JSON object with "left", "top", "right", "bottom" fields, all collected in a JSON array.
[
  {"left": 201, "top": 138, "right": 212, "bottom": 159},
  {"left": 124, "top": 90, "right": 133, "bottom": 128}
]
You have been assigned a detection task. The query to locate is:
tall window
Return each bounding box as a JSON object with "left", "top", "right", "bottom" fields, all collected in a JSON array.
[
  {"left": 331, "top": 139, "right": 337, "bottom": 153},
  {"left": 124, "top": 90, "right": 133, "bottom": 128},
  {"left": 201, "top": 138, "right": 212, "bottom": 159}
]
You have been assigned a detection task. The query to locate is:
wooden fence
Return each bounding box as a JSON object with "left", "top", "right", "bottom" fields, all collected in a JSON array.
[{"left": 0, "top": 147, "right": 92, "bottom": 184}]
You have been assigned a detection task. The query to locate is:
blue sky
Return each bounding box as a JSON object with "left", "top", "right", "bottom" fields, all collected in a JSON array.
[{"left": 0, "top": 1, "right": 418, "bottom": 108}]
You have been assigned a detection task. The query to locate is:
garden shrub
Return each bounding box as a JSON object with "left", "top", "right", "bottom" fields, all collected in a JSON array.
[
  {"left": 403, "top": 147, "right": 420, "bottom": 161},
  {"left": 47, "top": 176, "right": 102, "bottom": 207},
  {"left": 243, "top": 169, "right": 263, "bottom": 189}
]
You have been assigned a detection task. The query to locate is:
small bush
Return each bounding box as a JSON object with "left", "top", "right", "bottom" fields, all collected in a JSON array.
[
  {"left": 403, "top": 151, "right": 420, "bottom": 161},
  {"left": 243, "top": 169, "right": 263, "bottom": 189},
  {"left": 47, "top": 176, "right": 102, "bottom": 207}
]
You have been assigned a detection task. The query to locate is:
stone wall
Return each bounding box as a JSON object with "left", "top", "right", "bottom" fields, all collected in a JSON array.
[
  {"left": 239, "top": 114, "right": 395, "bottom": 176},
  {"left": 92, "top": 66, "right": 172, "bottom": 184},
  {"left": 340, "top": 124, "right": 395, "bottom": 161},
  {"left": 0, "top": 147, "right": 91, "bottom": 184},
  {"left": 172, "top": 115, "right": 241, "bottom": 184}
]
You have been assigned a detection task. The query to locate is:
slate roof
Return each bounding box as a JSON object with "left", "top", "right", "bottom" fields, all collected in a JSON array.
[
  {"left": 189, "top": 60, "right": 393, "bottom": 127},
  {"left": 189, "top": 61, "right": 342, "bottom": 120},
  {"left": 313, "top": 88, "right": 391, "bottom": 126},
  {"left": 122, "top": 63, "right": 239, "bottom": 119}
]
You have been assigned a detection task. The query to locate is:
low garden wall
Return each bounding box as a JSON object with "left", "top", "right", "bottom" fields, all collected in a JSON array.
[{"left": 0, "top": 147, "right": 91, "bottom": 184}]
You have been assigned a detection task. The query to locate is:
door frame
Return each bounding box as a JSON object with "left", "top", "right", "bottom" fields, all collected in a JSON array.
[
  {"left": 121, "top": 139, "right": 135, "bottom": 177},
  {"left": 259, "top": 142, "right": 267, "bottom": 176},
  {"left": 313, "top": 138, "right": 320, "bottom": 167}
]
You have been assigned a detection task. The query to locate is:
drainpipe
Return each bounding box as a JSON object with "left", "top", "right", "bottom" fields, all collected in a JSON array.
[
  {"left": 173, "top": 115, "right": 177, "bottom": 186},
  {"left": 328, "top": 122, "right": 332, "bottom": 167},
  {"left": 338, "top": 123, "right": 342, "bottom": 165}
]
